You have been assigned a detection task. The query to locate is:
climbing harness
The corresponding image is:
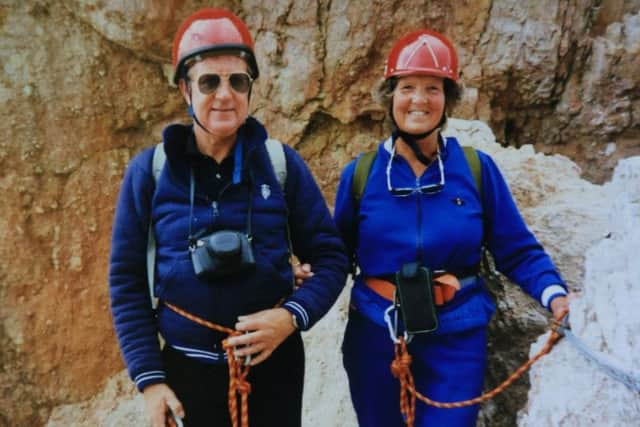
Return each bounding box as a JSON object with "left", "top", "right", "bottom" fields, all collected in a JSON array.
[
  {"left": 366, "top": 274, "right": 470, "bottom": 308},
  {"left": 388, "top": 311, "right": 568, "bottom": 427},
  {"left": 377, "top": 272, "right": 473, "bottom": 343},
  {"left": 556, "top": 315, "right": 640, "bottom": 394},
  {"left": 164, "top": 302, "right": 252, "bottom": 427}
]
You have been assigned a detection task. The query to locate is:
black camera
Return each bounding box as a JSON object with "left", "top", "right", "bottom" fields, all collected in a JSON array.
[{"left": 190, "top": 230, "right": 256, "bottom": 280}]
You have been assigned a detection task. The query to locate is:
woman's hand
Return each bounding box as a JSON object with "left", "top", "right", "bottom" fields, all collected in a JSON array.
[
  {"left": 550, "top": 295, "right": 570, "bottom": 320},
  {"left": 293, "top": 262, "right": 313, "bottom": 286},
  {"left": 142, "top": 383, "right": 184, "bottom": 427},
  {"left": 228, "top": 308, "right": 296, "bottom": 366}
]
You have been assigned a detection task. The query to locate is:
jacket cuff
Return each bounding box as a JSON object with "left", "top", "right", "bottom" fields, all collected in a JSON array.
[
  {"left": 134, "top": 370, "right": 166, "bottom": 392},
  {"left": 282, "top": 301, "right": 310, "bottom": 331},
  {"left": 541, "top": 285, "right": 568, "bottom": 310}
]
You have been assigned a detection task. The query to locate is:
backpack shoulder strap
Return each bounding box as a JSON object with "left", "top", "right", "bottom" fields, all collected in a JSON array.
[
  {"left": 265, "top": 138, "right": 287, "bottom": 189},
  {"left": 147, "top": 142, "right": 165, "bottom": 310},
  {"left": 352, "top": 151, "right": 377, "bottom": 202},
  {"left": 348, "top": 151, "right": 377, "bottom": 274},
  {"left": 461, "top": 146, "right": 482, "bottom": 201},
  {"left": 460, "top": 145, "right": 498, "bottom": 279},
  {"left": 264, "top": 138, "right": 295, "bottom": 281},
  {"left": 152, "top": 142, "right": 166, "bottom": 183}
]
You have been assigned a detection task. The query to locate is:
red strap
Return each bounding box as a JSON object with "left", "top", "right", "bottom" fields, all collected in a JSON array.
[{"left": 365, "top": 274, "right": 461, "bottom": 306}]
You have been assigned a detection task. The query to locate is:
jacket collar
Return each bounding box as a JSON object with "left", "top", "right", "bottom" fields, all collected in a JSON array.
[
  {"left": 161, "top": 116, "right": 269, "bottom": 183},
  {"left": 382, "top": 133, "right": 452, "bottom": 161}
]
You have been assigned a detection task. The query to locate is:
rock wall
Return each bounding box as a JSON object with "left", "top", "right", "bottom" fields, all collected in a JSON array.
[{"left": 1, "top": 0, "right": 639, "bottom": 426}]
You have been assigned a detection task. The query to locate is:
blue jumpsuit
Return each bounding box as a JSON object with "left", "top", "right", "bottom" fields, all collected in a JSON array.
[{"left": 334, "top": 136, "right": 567, "bottom": 426}]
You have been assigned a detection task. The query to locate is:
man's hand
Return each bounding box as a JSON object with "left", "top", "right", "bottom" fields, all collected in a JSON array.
[
  {"left": 293, "top": 263, "right": 314, "bottom": 286},
  {"left": 227, "top": 307, "right": 296, "bottom": 366},
  {"left": 142, "top": 383, "right": 184, "bottom": 427}
]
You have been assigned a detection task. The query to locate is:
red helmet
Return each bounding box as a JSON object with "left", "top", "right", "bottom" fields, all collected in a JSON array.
[
  {"left": 172, "top": 8, "right": 259, "bottom": 84},
  {"left": 384, "top": 30, "right": 458, "bottom": 81}
]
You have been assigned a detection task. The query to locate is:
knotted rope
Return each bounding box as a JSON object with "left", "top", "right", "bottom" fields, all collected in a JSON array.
[
  {"left": 224, "top": 338, "right": 251, "bottom": 427},
  {"left": 390, "top": 312, "right": 567, "bottom": 427},
  {"left": 390, "top": 338, "right": 416, "bottom": 426},
  {"left": 165, "top": 302, "right": 251, "bottom": 427}
]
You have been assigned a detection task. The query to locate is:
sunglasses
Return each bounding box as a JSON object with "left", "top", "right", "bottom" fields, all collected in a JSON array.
[
  {"left": 386, "top": 143, "right": 445, "bottom": 196},
  {"left": 196, "top": 72, "right": 253, "bottom": 94}
]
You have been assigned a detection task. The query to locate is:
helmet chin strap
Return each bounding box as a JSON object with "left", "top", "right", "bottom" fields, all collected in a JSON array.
[
  {"left": 391, "top": 108, "right": 447, "bottom": 166},
  {"left": 187, "top": 86, "right": 213, "bottom": 135}
]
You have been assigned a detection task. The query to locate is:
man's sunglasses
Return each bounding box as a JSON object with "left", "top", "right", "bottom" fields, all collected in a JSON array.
[
  {"left": 386, "top": 143, "right": 445, "bottom": 196},
  {"left": 196, "top": 72, "right": 253, "bottom": 94}
]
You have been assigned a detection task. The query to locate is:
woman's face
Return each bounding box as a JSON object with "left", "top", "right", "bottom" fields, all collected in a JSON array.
[
  {"left": 180, "top": 55, "right": 250, "bottom": 141},
  {"left": 392, "top": 75, "right": 445, "bottom": 134}
]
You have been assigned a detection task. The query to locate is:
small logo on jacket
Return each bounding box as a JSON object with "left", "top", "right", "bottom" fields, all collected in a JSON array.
[{"left": 261, "top": 184, "right": 271, "bottom": 200}]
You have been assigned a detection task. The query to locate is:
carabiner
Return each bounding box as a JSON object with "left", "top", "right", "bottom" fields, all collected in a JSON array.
[
  {"left": 243, "top": 331, "right": 252, "bottom": 366},
  {"left": 383, "top": 305, "right": 410, "bottom": 344},
  {"left": 554, "top": 311, "right": 571, "bottom": 337},
  {"left": 232, "top": 331, "right": 253, "bottom": 366}
]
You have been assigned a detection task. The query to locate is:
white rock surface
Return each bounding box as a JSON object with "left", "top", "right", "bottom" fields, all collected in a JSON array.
[
  {"left": 518, "top": 157, "right": 640, "bottom": 427},
  {"left": 302, "top": 286, "right": 356, "bottom": 427}
]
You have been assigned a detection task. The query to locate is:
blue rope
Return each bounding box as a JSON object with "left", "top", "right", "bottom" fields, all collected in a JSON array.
[{"left": 557, "top": 321, "right": 640, "bottom": 394}]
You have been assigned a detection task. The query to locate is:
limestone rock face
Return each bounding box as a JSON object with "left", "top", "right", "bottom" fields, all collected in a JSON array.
[
  {"left": 519, "top": 157, "right": 640, "bottom": 427},
  {"left": 1, "top": 1, "right": 638, "bottom": 426}
]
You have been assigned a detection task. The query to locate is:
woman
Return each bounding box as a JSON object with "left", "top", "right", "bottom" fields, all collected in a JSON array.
[
  {"left": 109, "top": 8, "right": 348, "bottom": 427},
  {"left": 332, "top": 30, "right": 569, "bottom": 426}
]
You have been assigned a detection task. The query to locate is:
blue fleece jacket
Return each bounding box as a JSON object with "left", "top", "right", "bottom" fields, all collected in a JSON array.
[
  {"left": 109, "top": 117, "right": 348, "bottom": 391},
  {"left": 334, "top": 136, "right": 566, "bottom": 333}
]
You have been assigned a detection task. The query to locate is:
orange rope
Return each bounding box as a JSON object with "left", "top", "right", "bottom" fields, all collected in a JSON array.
[
  {"left": 164, "top": 302, "right": 250, "bottom": 427},
  {"left": 391, "top": 339, "right": 416, "bottom": 426},
  {"left": 390, "top": 314, "right": 567, "bottom": 427}
]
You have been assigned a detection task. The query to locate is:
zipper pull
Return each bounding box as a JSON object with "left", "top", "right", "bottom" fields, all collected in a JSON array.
[{"left": 212, "top": 201, "right": 219, "bottom": 217}]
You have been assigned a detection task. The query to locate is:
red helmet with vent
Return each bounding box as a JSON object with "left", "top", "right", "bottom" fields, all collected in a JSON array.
[
  {"left": 172, "top": 8, "right": 258, "bottom": 83},
  {"left": 384, "top": 30, "right": 458, "bottom": 81}
]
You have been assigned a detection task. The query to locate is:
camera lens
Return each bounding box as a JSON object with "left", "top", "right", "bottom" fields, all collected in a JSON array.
[{"left": 208, "top": 231, "right": 242, "bottom": 258}]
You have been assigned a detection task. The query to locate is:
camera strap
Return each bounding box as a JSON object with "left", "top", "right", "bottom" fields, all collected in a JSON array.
[{"left": 188, "top": 167, "right": 254, "bottom": 248}]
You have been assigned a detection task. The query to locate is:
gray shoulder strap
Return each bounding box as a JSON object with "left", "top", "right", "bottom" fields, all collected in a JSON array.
[
  {"left": 152, "top": 142, "right": 166, "bottom": 183},
  {"left": 265, "top": 138, "right": 287, "bottom": 189},
  {"left": 147, "top": 142, "right": 165, "bottom": 310},
  {"left": 264, "top": 138, "right": 295, "bottom": 285}
]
